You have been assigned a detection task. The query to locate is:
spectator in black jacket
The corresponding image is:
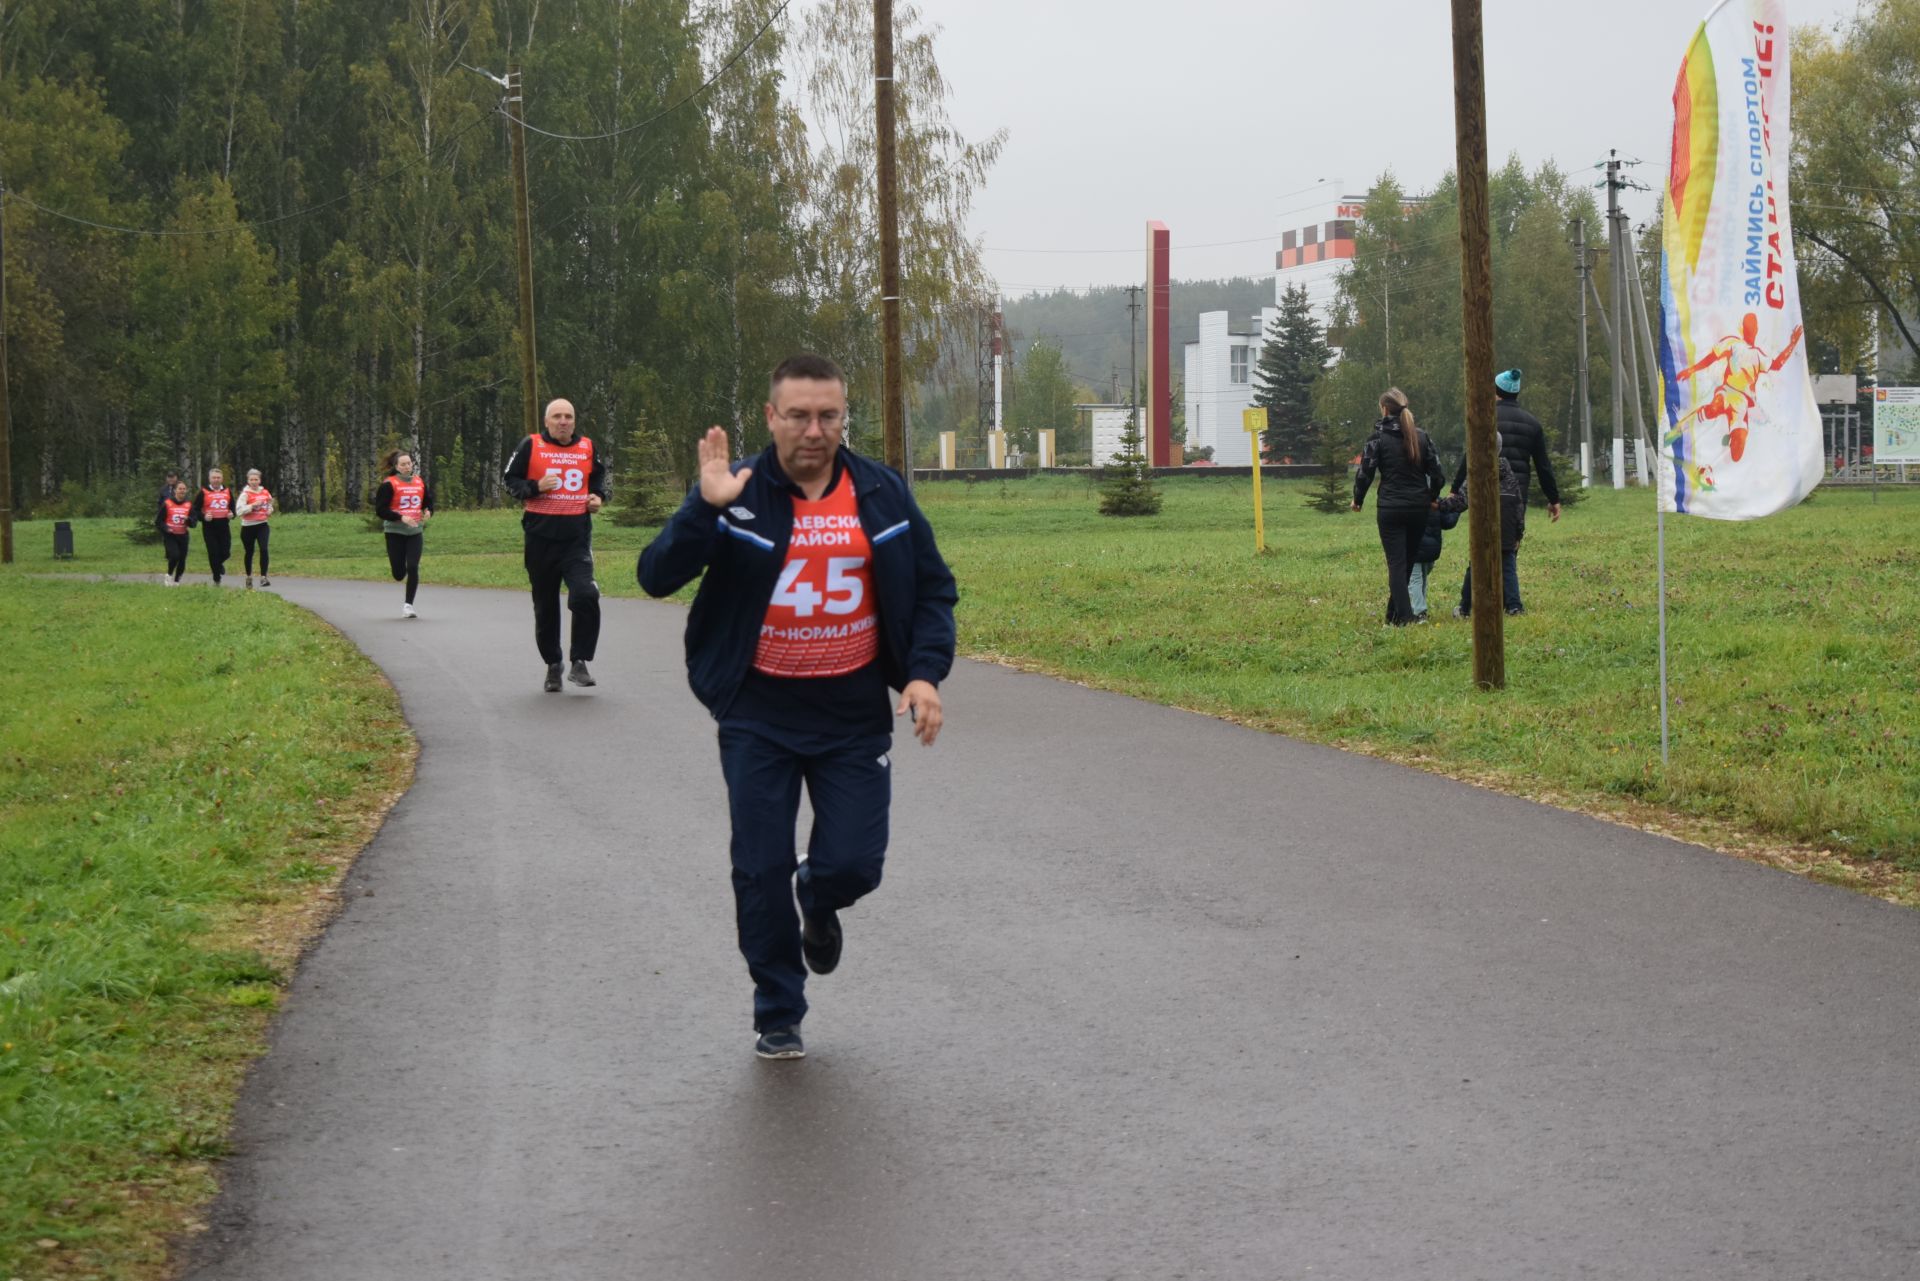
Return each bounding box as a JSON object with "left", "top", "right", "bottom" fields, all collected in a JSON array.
[
  {"left": 1450, "top": 369, "right": 1562, "bottom": 614},
  {"left": 1440, "top": 434, "right": 1526, "bottom": 617},
  {"left": 1352, "top": 387, "right": 1446, "bottom": 626}
]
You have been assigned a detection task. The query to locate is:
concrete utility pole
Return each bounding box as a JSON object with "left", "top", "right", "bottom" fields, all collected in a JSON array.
[
  {"left": 1605, "top": 152, "right": 1627, "bottom": 489},
  {"left": 1451, "top": 0, "right": 1505, "bottom": 689},
  {"left": 506, "top": 67, "right": 539, "bottom": 441},
  {"left": 1126, "top": 285, "right": 1143, "bottom": 446},
  {"left": 1570, "top": 218, "right": 1594, "bottom": 487},
  {"left": 873, "top": 0, "right": 906, "bottom": 476}
]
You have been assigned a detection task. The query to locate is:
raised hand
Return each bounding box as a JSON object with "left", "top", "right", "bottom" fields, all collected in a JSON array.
[{"left": 698, "top": 426, "right": 752, "bottom": 507}]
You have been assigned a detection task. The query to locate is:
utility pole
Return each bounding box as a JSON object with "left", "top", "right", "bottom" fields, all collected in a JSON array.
[
  {"left": 1604, "top": 152, "right": 1628, "bottom": 489},
  {"left": 1126, "top": 285, "right": 1142, "bottom": 448},
  {"left": 1626, "top": 229, "right": 1666, "bottom": 462},
  {"left": 506, "top": 66, "right": 539, "bottom": 441},
  {"left": 873, "top": 0, "right": 906, "bottom": 476},
  {"left": 1451, "top": 0, "right": 1504, "bottom": 690},
  {"left": 1570, "top": 217, "right": 1594, "bottom": 487},
  {"left": 0, "top": 178, "right": 12, "bottom": 564}
]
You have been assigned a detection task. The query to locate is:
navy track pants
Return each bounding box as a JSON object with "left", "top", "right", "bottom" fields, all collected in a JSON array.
[{"left": 717, "top": 718, "right": 892, "bottom": 1032}]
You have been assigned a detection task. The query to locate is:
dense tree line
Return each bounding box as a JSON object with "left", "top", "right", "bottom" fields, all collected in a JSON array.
[{"left": 1, "top": 0, "right": 997, "bottom": 516}]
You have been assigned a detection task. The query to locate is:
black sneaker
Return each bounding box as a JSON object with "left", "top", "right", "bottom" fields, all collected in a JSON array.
[
  {"left": 754, "top": 1026, "right": 805, "bottom": 1060},
  {"left": 801, "top": 909, "right": 843, "bottom": 976},
  {"left": 567, "top": 660, "right": 596, "bottom": 687},
  {"left": 1452, "top": 605, "right": 1468, "bottom": 619},
  {"left": 1505, "top": 606, "right": 1526, "bottom": 616},
  {"left": 543, "top": 663, "right": 563, "bottom": 693},
  {"left": 260, "top": 577, "right": 271, "bottom": 587}
]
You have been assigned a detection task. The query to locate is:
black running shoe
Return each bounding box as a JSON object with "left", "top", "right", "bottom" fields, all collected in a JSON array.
[
  {"left": 801, "top": 909, "right": 842, "bottom": 976},
  {"left": 754, "top": 1026, "right": 805, "bottom": 1060},
  {"left": 567, "top": 660, "right": 596, "bottom": 687},
  {"left": 544, "top": 663, "right": 563, "bottom": 693}
]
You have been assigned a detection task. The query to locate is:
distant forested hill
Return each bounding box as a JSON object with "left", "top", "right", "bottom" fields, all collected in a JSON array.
[{"left": 1001, "top": 278, "right": 1276, "bottom": 398}]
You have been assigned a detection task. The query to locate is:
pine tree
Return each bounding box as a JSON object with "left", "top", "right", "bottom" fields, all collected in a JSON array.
[
  {"left": 1252, "top": 283, "right": 1332, "bottom": 463},
  {"left": 611, "top": 415, "right": 682, "bottom": 527},
  {"left": 1305, "top": 424, "right": 1360, "bottom": 514},
  {"left": 1099, "top": 407, "right": 1162, "bottom": 517}
]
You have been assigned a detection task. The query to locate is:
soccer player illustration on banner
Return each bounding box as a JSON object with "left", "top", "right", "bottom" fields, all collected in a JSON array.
[
  {"left": 638, "top": 353, "right": 957, "bottom": 1062},
  {"left": 503, "top": 399, "right": 608, "bottom": 692},
  {"left": 1667, "top": 311, "right": 1805, "bottom": 486}
]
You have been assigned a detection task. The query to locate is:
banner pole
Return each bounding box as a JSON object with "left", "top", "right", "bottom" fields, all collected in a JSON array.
[{"left": 1657, "top": 498, "right": 1671, "bottom": 767}]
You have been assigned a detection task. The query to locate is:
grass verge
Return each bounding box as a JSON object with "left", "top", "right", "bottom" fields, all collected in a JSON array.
[
  {"left": 0, "top": 579, "right": 412, "bottom": 1279},
  {"left": 8, "top": 479, "right": 1916, "bottom": 897}
]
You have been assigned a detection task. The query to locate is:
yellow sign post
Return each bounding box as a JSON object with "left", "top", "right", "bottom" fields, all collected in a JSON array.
[{"left": 1242, "top": 407, "right": 1268, "bottom": 552}]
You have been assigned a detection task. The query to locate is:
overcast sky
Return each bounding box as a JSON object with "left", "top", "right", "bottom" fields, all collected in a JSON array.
[{"left": 909, "top": 0, "right": 1869, "bottom": 296}]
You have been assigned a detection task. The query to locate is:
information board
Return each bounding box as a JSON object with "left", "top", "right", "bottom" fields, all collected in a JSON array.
[{"left": 1874, "top": 387, "right": 1920, "bottom": 463}]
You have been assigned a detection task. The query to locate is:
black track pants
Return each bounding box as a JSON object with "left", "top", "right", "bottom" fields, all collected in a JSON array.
[
  {"left": 201, "top": 520, "right": 231, "bottom": 581},
  {"left": 163, "top": 533, "right": 189, "bottom": 581},
  {"left": 241, "top": 523, "right": 270, "bottom": 575},
  {"left": 385, "top": 532, "right": 423, "bottom": 604},
  {"left": 524, "top": 534, "right": 600, "bottom": 664}
]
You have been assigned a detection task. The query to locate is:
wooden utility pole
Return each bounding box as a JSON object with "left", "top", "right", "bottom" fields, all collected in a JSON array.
[
  {"left": 0, "top": 179, "right": 12, "bottom": 564},
  {"left": 1450, "top": 0, "right": 1505, "bottom": 689},
  {"left": 0, "top": 177, "right": 12, "bottom": 564},
  {"left": 873, "top": 0, "right": 906, "bottom": 475},
  {"left": 506, "top": 66, "right": 539, "bottom": 440}
]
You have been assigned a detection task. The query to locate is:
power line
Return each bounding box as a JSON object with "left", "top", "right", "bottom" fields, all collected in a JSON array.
[{"left": 505, "top": 0, "right": 794, "bottom": 143}]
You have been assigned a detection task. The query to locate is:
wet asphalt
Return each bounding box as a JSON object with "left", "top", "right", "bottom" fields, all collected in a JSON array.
[{"left": 182, "top": 576, "right": 1920, "bottom": 1281}]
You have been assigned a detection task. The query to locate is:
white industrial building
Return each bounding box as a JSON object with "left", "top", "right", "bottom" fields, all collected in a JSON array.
[
  {"left": 1084, "top": 404, "right": 1146, "bottom": 467},
  {"left": 1178, "top": 193, "right": 1384, "bottom": 465},
  {"left": 1183, "top": 308, "right": 1277, "bottom": 466}
]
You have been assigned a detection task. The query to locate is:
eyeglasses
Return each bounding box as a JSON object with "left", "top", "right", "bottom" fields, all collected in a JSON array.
[{"left": 780, "top": 409, "right": 846, "bottom": 428}]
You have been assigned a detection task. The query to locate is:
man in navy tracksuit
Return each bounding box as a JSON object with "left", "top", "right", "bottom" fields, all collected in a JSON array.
[{"left": 638, "top": 353, "right": 957, "bottom": 1061}]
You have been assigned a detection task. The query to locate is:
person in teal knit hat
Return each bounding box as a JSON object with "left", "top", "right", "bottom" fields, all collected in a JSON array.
[{"left": 1452, "top": 367, "right": 1561, "bottom": 616}]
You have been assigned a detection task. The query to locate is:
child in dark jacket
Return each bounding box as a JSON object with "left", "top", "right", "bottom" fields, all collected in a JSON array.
[
  {"left": 1409, "top": 504, "right": 1460, "bottom": 621},
  {"left": 1438, "top": 434, "right": 1527, "bottom": 616}
]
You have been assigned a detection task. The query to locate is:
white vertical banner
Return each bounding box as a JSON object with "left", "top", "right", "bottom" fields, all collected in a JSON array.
[{"left": 1657, "top": 0, "right": 1821, "bottom": 519}]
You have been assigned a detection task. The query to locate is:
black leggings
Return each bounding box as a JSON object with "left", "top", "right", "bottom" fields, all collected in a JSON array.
[
  {"left": 1376, "top": 508, "right": 1429, "bottom": 625},
  {"left": 163, "top": 533, "right": 190, "bottom": 581},
  {"left": 202, "top": 519, "right": 231, "bottom": 581},
  {"left": 241, "top": 523, "right": 270, "bottom": 575},
  {"left": 385, "top": 532, "right": 423, "bottom": 604}
]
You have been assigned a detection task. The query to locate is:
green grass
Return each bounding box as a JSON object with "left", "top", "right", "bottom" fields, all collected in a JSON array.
[
  {"left": 9, "top": 479, "right": 1918, "bottom": 877},
  {"left": 0, "top": 579, "right": 411, "bottom": 1279}
]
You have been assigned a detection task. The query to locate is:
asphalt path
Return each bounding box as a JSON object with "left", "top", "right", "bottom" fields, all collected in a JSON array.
[{"left": 183, "top": 575, "right": 1920, "bottom": 1280}]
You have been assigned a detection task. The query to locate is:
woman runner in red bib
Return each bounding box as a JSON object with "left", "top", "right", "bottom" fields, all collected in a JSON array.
[
  {"left": 157, "top": 480, "right": 193, "bottom": 585},
  {"left": 236, "top": 468, "right": 275, "bottom": 587},
  {"left": 373, "top": 449, "right": 433, "bottom": 618}
]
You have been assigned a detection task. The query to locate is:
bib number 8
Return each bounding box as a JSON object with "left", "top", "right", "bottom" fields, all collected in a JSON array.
[{"left": 771, "top": 557, "right": 865, "bottom": 617}]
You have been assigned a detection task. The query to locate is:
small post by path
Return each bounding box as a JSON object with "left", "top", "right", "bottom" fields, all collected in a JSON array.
[
  {"left": 1451, "top": 0, "right": 1505, "bottom": 689},
  {"left": 506, "top": 65, "right": 539, "bottom": 441},
  {"left": 873, "top": 0, "right": 906, "bottom": 476},
  {"left": 1243, "top": 407, "right": 1267, "bottom": 552}
]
